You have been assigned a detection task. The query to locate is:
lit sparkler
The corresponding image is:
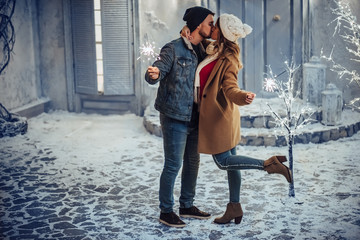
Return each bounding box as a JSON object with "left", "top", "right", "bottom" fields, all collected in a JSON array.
[
  {"left": 137, "top": 41, "right": 160, "bottom": 62},
  {"left": 263, "top": 78, "right": 278, "bottom": 92}
]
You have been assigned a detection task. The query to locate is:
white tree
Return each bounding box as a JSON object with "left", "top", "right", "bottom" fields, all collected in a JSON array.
[{"left": 263, "top": 60, "right": 316, "bottom": 197}]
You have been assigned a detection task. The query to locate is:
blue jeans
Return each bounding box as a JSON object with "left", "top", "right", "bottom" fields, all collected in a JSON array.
[
  {"left": 212, "top": 147, "right": 264, "bottom": 203},
  {"left": 159, "top": 109, "right": 199, "bottom": 213}
]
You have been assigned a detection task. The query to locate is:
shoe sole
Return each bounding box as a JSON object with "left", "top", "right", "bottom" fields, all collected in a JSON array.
[
  {"left": 159, "top": 219, "right": 186, "bottom": 228},
  {"left": 179, "top": 214, "right": 212, "bottom": 220}
]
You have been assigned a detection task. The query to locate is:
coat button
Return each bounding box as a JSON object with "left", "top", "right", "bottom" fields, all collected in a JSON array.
[{"left": 203, "top": 94, "right": 206, "bottom": 98}]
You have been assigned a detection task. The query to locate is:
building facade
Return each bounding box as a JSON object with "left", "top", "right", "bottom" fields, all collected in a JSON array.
[{"left": 0, "top": 0, "right": 359, "bottom": 118}]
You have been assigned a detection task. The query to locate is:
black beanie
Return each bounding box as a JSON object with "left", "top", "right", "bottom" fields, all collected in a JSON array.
[{"left": 183, "top": 6, "right": 214, "bottom": 32}]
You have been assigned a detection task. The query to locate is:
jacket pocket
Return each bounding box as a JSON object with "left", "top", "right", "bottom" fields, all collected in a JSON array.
[
  {"left": 176, "top": 57, "right": 192, "bottom": 67},
  {"left": 176, "top": 57, "right": 192, "bottom": 77}
]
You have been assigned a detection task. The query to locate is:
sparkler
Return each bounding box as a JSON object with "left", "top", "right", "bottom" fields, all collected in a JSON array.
[
  {"left": 137, "top": 41, "right": 160, "bottom": 62},
  {"left": 263, "top": 78, "right": 277, "bottom": 92}
]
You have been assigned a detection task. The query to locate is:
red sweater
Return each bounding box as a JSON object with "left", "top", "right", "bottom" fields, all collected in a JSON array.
[{"left": 199, "top": 59, "right": 218, "bottom": 99}]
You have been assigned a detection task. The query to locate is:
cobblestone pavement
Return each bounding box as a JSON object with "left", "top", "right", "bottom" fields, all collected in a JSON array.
[{"left": 1, "top": 112, "right": 360, "bottom": 240}]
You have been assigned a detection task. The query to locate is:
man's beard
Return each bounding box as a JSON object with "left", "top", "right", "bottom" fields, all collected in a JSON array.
[{"left": 199, "top": 29, "right": 211, "bottom": 39}]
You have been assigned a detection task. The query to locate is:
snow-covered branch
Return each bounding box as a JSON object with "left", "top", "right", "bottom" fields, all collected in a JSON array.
[
  {"left": 321, "top": 0, "right": 360, "bottom": 110},
  {"left": 263, "top": 61, "right": 316, "bottom": 139}
]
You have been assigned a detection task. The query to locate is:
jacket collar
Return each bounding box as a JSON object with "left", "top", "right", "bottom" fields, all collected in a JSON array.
[
  {"left": 181, "top": 36, "right": 193, "bottom": 50},
  {"left": 181, "top": 36, "right": 206, "bottom": 54}
]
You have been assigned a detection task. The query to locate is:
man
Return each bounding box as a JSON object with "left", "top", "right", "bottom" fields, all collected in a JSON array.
[{"left": 145, "top": 6, "right": 214, "bottom": 228}]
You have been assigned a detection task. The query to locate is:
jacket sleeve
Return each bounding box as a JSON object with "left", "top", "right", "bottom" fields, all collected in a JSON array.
[
  {"left": 222, "top": 62, "right": 249, "bottom": 106},
  {"left": 144, "top": 43, "right": 174, "bottom": 85}
]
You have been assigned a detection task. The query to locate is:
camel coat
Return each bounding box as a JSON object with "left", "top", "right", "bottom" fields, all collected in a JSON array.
[{"left": 198, "top": 51, "right": 249, "bottom": 154}]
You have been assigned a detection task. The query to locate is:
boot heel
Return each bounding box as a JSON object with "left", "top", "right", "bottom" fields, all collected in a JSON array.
[
  {"left": 234, "top": 216, "right": 242, "bottom": 224},
  {"left": 276, "top": 156, "right": 287, "bottom": 163}
]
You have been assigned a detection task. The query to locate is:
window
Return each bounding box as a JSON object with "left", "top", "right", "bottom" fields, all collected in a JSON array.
[
  {"left": 71, "top": 0, "right": 134, "bottom": 96},
  {"left": 94, "top": 0, "right": 104, "bottom": 93}
]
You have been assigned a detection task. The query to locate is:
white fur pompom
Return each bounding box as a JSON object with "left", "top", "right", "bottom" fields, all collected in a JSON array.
[{"left": 242, "top": 24, "right": 253, "bottom": 36}]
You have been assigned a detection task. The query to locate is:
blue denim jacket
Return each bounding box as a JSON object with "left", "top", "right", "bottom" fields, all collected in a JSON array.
[{"left": 145, "top": 37, "right": 206, "bottom": 121}]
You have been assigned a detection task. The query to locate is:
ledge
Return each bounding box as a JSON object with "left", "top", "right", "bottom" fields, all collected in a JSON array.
[
  {"left": 11, "top": 98, "right": 51, "bottom": 119},
  {"left": 239, "top": 117, "right": 360, "bottom": 146},
  {"left": 143, "top": 104, "right": 360, "bottom": 147}
]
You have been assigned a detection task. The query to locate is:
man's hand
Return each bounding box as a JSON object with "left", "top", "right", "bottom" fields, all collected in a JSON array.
[
  {"left": 245, "top": 92, "right": 256, "bottom": 104},
  {"left": 180, "top": 25, "right": 192, "bottom": 40},
  {"left": 147, "top": 66, "right": 160, "bottom": 80}
]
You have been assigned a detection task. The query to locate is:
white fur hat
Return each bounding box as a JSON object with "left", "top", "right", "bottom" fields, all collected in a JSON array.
[{"left": 219, "top": 14, "right": 252, "bottom": 42}]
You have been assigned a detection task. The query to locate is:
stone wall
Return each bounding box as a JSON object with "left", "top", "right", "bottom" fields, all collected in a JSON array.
[
  {"left": 0, "top": 1, "right": 41, "bottom": 110},
  {"left": 0, "top": 0, "right": 69, "bottom": 116},
  {"left": 37, "top": 0, "right": 68, "bottom": 111}
]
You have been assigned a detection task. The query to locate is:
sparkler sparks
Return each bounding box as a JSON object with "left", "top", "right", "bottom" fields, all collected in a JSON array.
[
  {"left": 263, "top": 78, "right": 278, "bottom": 92},
  {"left": 137, "top": 41, "right": 160, "bottom": 62}
]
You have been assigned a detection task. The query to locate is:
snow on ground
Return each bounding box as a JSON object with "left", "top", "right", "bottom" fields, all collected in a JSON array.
[{"left": 1, "top": 111, "right": 360, "bottom": 239}]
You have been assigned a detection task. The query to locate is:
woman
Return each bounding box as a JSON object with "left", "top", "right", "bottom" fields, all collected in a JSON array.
[{"left": 193, "top": 14, "right": 292, "bottom": 225}]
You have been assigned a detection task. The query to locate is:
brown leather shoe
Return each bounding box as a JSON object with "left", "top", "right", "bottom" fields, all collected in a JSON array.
[
  {"left": 214, "top": 202, "right": 243, "bottom": 224},
  {"left": 264, "top": 156, "right": 292, "bottom": 183}
]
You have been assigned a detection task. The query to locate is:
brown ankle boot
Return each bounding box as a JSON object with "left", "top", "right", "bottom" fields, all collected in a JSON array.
[
  {"left": 214, "top": 202, "right": 243, "bottom": 224},
  {"left": 264, "top": 156, "right": 292, "bottom": 183}
]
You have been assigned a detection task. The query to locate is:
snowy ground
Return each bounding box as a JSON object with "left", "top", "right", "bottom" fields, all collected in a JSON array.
[{"left": 1, "top": 111, "right": 360, "bottom": 239}]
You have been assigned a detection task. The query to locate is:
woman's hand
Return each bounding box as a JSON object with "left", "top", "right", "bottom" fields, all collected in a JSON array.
[
  {"left": 147, "top": 66, "right": 160, "bottom": 80},
  {"left": 180, "top": 25, "right": 192, "bottom": 40},
  {"left": 245, "top": 92, "right": 256, "bottom": 104}
]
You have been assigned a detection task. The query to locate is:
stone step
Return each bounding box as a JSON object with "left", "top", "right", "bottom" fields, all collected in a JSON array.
[
  {"left": 239, "top": 97, "right": 321, "bottom": 128},
  {"left": 239, "top": 116, "right": 360, "bottom": 146},
  {"left": 143, "top": 107, "right": 360, "bottom": 146},
  {"left": 241, "top": 113, "right": 320, "bottom": 129}
]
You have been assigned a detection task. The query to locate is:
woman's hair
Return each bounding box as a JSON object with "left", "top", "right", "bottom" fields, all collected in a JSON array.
[{"left": 215, "top": 19, "right": 242, "bottom": 68}]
